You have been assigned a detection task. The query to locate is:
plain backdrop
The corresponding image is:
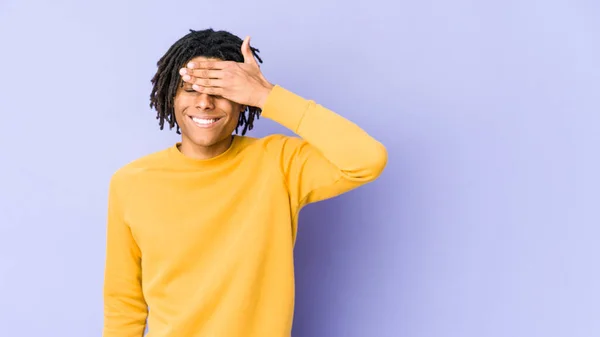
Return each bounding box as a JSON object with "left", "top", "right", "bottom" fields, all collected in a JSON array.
[{"left": 0, "top": 0, "right": 599, "bottom": 336}]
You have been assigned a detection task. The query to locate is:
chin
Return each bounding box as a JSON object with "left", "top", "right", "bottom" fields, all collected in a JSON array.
[
  {"left": 182, "top": 127, "right": 231, "bottom": 147},
  {"left": 186, "top": 134, "right": 223, "bottom": 147}
]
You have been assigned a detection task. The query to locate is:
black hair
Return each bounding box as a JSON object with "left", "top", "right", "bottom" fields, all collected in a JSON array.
[{"left": 149, "top": 28, "right": 264, "bottom": 135}]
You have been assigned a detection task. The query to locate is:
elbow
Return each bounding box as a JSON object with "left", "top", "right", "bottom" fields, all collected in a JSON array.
[
  {"left": 365, "top": 141, "right": 388, "bottom": 180},
  {"left": 347, "top": 141, "right": 388, "bottom": 182}
]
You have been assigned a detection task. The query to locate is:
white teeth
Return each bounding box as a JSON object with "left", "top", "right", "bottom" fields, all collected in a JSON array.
[{"left": 192, "top": 117, "right": 219, "bottom": 125}]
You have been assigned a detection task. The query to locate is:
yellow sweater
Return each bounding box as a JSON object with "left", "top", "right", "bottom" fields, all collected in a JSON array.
[{"left": 102, "top": 85, "right": 387, "bottom": 337}]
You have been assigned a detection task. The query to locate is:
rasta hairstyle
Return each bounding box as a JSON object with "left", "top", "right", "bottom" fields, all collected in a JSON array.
[{"left": 149, "top": 28, "right": 264, "bottom": 135}]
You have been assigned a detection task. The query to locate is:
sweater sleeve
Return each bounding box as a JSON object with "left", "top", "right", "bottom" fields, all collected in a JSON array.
[
  {"left": 102, "top": 173, "right": 148, "bottom": 337},
  {"left": 261, "top": 85, "right": 388, "bottom": 211}
]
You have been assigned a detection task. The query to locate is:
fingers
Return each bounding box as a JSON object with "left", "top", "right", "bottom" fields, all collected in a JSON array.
[
  {"left": 181, "top": 75, "right": 224, "bottom": 88},
  {"left": 191, "top": 84, "right": 223, "bottom": 96},
  {"left": 241, "top": 36, "right": 257, "bottom": 65},
  {"left": 180, "top": 67, "right": 223, "bottom": 79}
]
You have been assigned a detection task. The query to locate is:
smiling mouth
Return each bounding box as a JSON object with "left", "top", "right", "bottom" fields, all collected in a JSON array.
[{"left": 189, "top": 116, "right": 222, "bottom": 128}]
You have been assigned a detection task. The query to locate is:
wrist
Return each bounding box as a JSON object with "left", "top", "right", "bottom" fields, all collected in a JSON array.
[{"left": 256, "top": 83, "right": 275, "bottom": 109}]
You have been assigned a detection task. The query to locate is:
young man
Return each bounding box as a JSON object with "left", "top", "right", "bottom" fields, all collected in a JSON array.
[{"left": 103, "top": 28, "right": 387, "bottom": 337}]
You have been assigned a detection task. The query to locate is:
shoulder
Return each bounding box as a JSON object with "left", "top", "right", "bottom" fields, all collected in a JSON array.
[
  {"left": 109, "top": 147, "right": 171, "bottom": 187},
  {"left": 237, "top": 134, "right": 306, "bottom": 154}
]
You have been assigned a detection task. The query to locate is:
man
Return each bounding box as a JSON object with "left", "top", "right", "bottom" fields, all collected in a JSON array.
[{"left": 103, "top": 28, "right": 387, "bottom": 337}]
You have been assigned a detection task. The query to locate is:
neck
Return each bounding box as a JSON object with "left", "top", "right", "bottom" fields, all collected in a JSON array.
[{"left": 178, "top": 135, "right": 234, "bottom": 160}]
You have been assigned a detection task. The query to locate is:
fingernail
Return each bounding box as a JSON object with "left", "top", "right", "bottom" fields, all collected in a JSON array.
[
  {"left": 179, "top": 68, "right": 187, "bottom": 75},
  {"left": 192, "top": 84, "right": 199, "bottom": 90},
  {"left": 187, "top": 62, "right": 195, "bottom": 68},
  {"left": 182, "top": 75, "right": 191, "bottom": 81}
]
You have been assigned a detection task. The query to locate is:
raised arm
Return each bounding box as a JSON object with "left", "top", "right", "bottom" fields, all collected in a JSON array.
[{"left": 262, "top": 85, "right": 387, "bottom": 210}]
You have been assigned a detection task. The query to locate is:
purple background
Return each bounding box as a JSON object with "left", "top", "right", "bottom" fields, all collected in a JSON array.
[{"left": 0, "top": 0, "right": 599, "bottom": 336}]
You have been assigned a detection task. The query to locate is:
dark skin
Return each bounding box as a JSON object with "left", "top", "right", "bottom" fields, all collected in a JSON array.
[{"left": 174, "top": 36, "right": 275, "bottom": 160}]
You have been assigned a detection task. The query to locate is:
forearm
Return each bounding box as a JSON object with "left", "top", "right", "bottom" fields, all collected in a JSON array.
[
  {"left": 261, "top": 85, "right": 387, "bottom": 181},
  {"left": 103, "top": 262, "right": 148, "bottom": 336}
]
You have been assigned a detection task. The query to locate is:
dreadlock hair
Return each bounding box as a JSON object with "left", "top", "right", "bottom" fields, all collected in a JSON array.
[{"left": 149, "top": 28, "right": 264, "bottom": 136}]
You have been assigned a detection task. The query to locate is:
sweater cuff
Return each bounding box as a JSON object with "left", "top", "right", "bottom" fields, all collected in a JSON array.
[{"left": 260, "top": 85, "right": 310, "bottom": 133}]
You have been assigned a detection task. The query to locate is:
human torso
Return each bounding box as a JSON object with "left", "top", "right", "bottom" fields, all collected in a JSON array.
[{"left": 121, "top": 136, "right": 298, "bottom": 337}]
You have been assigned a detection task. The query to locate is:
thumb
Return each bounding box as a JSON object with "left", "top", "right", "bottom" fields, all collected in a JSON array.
[{"left": 241, "top": 36, "right": 257, "bottom": 65}]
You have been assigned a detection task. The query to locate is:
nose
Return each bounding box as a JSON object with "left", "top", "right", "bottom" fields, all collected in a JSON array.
[{"left": 195, "top": 93, "right": 215, "bottom": 110}]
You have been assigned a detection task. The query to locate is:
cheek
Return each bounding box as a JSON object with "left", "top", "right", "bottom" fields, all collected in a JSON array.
[
  {"left": 172, "top": 100, "right": 187, "bottom": 126},
  {"left": 173, "top": 95, "right": 190, "bottom": 115},
  {"left": 214, "top": 101, "right": 241, "bottom": 120},
  {"left": 228, "top": 108, "right": 241, "bottom": 125},
  {"left": 173, "top": 95, "right": 186, "bottom": 111}
]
